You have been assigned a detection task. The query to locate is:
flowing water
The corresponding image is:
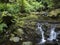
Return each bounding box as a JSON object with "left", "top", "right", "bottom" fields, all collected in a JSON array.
[
  {"left": 47, "top": 25, "right": 57, "bottom": 41},
  {"left": 37, "top": 23, "right": 46, "bottom": 44},
  {"left": 37, "top": 23, "right": 59, "bottom": 45}
]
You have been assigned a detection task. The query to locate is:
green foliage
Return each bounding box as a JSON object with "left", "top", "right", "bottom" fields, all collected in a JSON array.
[
  {"left": 2, "top": 11, "right": 8, "bottom": 16},
  {"left": 0, "top": 3, "right": 20, "bottom": 13},
  {"left": 29, "top": 0, "right": 54, "bottom": 11},
  {"left": 24, "top": 2, "right": 34, "bottom": 12},
  {"left": 45, "top": 0, "right": 54, "bottom": 8},
  {"left": 15, "top": 14, "right": 38, "bottom": 27},
  {"left": 31, "top": 2, "right": 44, "bottom": 11},
  {"left": 19, "top": 0, "right": 44, "bottom": 13},
  {"left": 7, "top": 3, "right": 20, "bottom": 13},
  {"left": 0, "top": 0, "right": 55, "bottom": 13},
  {"left": 0, "top": 23, "right": 7, "bottom": 33},
  {"left": 0, "top": 3, "right": 6, "bottom": 11}
]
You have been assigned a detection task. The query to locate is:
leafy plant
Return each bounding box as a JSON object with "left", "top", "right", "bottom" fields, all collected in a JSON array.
[
  {"left": 7, "top": 3, "right": 20, "bottom": 13},
  {"left": 0, "top": 23, "right": 7, "bottom": 33},
  {"left": 0, "top": 3, "right": 6, "bottom": 11}
]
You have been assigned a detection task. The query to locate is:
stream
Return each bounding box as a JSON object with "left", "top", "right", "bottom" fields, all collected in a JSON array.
[{"left": 37, "top": 23, "right": 60, "bottom": 45}]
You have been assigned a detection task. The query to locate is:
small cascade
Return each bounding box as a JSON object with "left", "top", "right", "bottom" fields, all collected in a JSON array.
[
  {"left": 37, "top": 23, "right": 46, "bottom": 44},
  {"left": 47, "top": 25, "right": 57, "bottom": 41},
  {"left": 37, "top": 23, "right": 59, "bottom": 45}
]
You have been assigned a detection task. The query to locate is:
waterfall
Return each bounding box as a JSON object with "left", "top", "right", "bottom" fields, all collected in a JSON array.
[
  {"left": 37, "top": 23, "right": 58, "bottom": 45},
  {"left": 47, "top": 25, "right": 57, "bottom": 41},
  {"left": 37, "top": 23, "right": 46, "bottom": 44}
]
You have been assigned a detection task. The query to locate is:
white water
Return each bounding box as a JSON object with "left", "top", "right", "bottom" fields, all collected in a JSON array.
[
  {"left": 47, "top": 25, "right": 57, "bottom": 41},
  {"left": 37, "top": 23, "right": 46, "bottom": 44},
  {"left": 37, "top": 23, "right": 58, "bottom": 44}
]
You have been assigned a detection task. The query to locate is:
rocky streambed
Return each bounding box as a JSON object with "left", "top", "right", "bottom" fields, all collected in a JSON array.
[{"left": 0, "top": 9, "right": 60, "bottom": 45}]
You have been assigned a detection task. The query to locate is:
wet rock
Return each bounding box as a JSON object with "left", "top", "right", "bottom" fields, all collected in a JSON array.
[
  {"left": 10, "top": 37, "right": 20, "bottom": 42},
  {"left": 15, "top": 28, "right": 24, "bottom": 37},
  {"left": 22, "top": 41, "right": 32, "bottom": 45},
  {"left": 45, "top": 40, "right": 58, "bottom": 45}
]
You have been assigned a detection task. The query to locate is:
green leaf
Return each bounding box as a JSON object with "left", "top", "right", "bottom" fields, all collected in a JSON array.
[{"left": 0, "top": 23, "right": 7, "bottom": 32}]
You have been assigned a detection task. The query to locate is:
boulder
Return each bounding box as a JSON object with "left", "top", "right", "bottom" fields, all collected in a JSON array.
[{"left": 22, "top": 41, "right": 32, "bottom": 45}]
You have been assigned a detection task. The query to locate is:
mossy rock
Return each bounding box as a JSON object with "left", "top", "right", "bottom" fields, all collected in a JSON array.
[
  {"left": 22, "top": 41, "right": 32, "bottom": 45},
  {"left": 48, "top": 9, "right": 60, "bottom": 17}
]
